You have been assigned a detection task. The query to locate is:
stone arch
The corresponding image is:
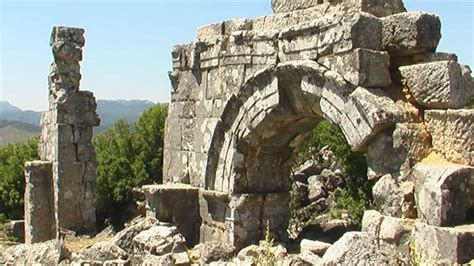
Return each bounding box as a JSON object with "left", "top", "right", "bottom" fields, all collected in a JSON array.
[{"left": 205, "top": 60, "right": 395, "bottom": 195}]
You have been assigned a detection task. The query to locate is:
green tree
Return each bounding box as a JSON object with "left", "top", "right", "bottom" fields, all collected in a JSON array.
[
  {"left": 132, "top": 104, "right": 167, "bottom": 184},
  {"left": 94, "top": 104, "right": 168, "bottom": 226},
  {"left": 0, "top": 137, "right": 39, "bottom": 221},
  {"left": 293, "top": 121, "right": 372, "bottom": 227}
]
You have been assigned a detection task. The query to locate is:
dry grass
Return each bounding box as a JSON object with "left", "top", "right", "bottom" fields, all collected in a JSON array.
[{"left": 64, "top": 234, "right": 112, "bottom": 253}]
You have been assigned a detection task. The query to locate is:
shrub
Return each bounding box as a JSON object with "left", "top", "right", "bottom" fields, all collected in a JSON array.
[
  {"left": 94, "top": 104, "right": 167, "bottom": 227},
  {"left": 292, "top": 120, "right": 372, "bottom": 227},
  {"left": 0, "top": 137, "right": 39, "bottom": 220}
]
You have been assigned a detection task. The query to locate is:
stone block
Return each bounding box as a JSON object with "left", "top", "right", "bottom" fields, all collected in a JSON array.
[
  {"left": 413, "top": 164, "right": 472, "bottom": 226},
  {"left": 392, "top": 123, "right": 432, "bottom": 164},
  {"left": 24, "top": 161, "right": 56, "bottom": 244},
  {"left": 142, "top": 184, "right": 201, "bottom": 245},
  {"left": 322, "top": 232, "right": 387, "bottom": 265},
  {"left": 366, "top": 129, "right": 406, "bottom": 180},
  {"left": 197, "top": 22, "right": 223, "bottom": 41},
  {"left": 272, "top": 0, "right": 405, "bottom": 17},
  {"left": 341, "top": 87, "right": 402, "bottom": 151},
  {"left": 346, "top": 0, "right": 406, "bottom": 17},
  {"left": 300, "top": 239, "right": 331, "bottom": 256},
  {"left": 425, "top": 109, "right": 473, "bottom": 166},
  {"left": 412, "top": 222, "right": 474, "bottom": 264},
  {"left": 5, "top": 220, "right": 25, "bottom": 243},
  {"left": 378, "top": 216, "right": 414, "bottom": 245},
  {"left": 318, "top": 49, "right": 391, "bottom": 88},
  {"left": 224, "top": 19, "right": 252, "bottom": 35},
  {"left": 230, "top": 193, "right": 289, "bottom": 249},
  {"left": 400, "top": 60, "right": 474, "bottom": 109},
  {"left": 372, "top": 174, "right": 416, "bottom": 218},
  {"left": 361, "top": 210, "right": 384, "bottom": 237},
  {"left": 382, "top": 12, "right": 441, "bottom": 57}
]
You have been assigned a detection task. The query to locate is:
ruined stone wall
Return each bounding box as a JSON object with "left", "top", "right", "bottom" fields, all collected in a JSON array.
[
  {"left": 25, "top": 27, "right": 100, "bottom": 243},
  {"left": 161, "top": 0, "right": 473, "bottom": 255}
]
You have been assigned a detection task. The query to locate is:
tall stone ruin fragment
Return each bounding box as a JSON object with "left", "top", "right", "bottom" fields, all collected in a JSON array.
[
  {"left": 24, "top": 26, "right": 100, "bottom": 244},
  {"left": 144, "top": 0, "right": 474, "bottom": 263}
]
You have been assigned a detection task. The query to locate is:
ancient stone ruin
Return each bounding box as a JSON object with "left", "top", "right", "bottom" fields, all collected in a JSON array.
[
  {"left": 24, "top": 26, "right": 100, "bottom": 244},
  {"left": 11, "top": 0, "right": 473, "bottom": 264},
  {"left": 142, "top": 0, "right": 474, "bottom": 263}
]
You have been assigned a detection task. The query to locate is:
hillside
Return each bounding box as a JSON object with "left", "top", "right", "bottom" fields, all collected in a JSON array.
[
  {"left": 0, "top": 120, "right": 40, "bottom": 147},
  {"left": 0, "top": 100, "right": 156, "bottom": 146}
]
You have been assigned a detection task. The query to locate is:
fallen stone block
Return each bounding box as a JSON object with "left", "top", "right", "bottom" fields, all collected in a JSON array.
[
  {"left": 300, "top": 239, "right": 331, "bottom": 256},
  {"left": 412, "top": 222, "right": 474, "bottom": 264},
  {"left": 132, "top": 225, "right": 187, "bottom": 256},
  {"left": 382, "top": 12, "right": 441, "bottom": 57},
  {"left": 425, "top": 109, "right": 474, "bottom": 166},
  {"left": 400, "top": 60, "right": 474, "bottom": 109},
  {"left": 3, "top": 240, "right": 70, "bottom": 265},
  {"left": 413, "top": 163, "right": 472, "bottom": 226},
  {"left": 322, "top": 232, "right": 389, "bottom": 264},
  {"left": 372, "top": 174, "right": 416, "bottom": 218}
]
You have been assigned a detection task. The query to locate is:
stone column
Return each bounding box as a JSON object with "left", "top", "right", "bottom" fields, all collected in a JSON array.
[
  {"left": 40, "top": 26, "right": 100, "bottom": 235},
  {"left": 24, "top": 161, "right": 55, "bottom": 244}
]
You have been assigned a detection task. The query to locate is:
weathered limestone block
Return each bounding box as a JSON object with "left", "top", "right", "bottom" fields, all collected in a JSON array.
[
  {"left": 412, "top": 222, "right": 474, "bottom": 264},
  {"left": 50, "top": 26, "right": 85, "bottom": 63},
  {"left": 382, "top": 12, "right": 441, "bottom": 57},
  {"left": 318, "top": 49, "right": 391, "bottom": 87},
  {"left": 425, "top": 109, "right": 473, "bottom": 166},
  {"left": 231, "top": 193, "right": 289, "bottom": 249},
  {"left": 197, "top": 22, "right": 223, "bottom": 41},
  {"left": 132, "top": 225, "right": 187, "bottom": 255},
  {"left": 278, "top": 11, "right": 383, "bottom": 61},
  {"left": 340, "top": 87, "right": 403, "bottom": 151},
  {"left": 142, "top": 184, "right": 201, "bottom": 246},
  {"left": 300, "top": 239, "right": 331, "bottom": 256},
  {"left": 400, "top": 60, "right": 474, "bottom": 109},
  {"left": 372, "top": 174, "right": 416, "bottom": 218},
  {"left": 3, "top": 240, "right": 70, "bottom": 265},
  {"left": 366, "top": 129, "right": 406, "bottom": 180},
  {"left": 412, "top": 164, "right": 472, "bottom": 226},
  {"left": 24, "top": 161, "right": 55, "bottom": 244},
  {"left": 392, "top": 123, "right": 432, "bottom": 164},
  {"left": 322, "top": 232, "right": 389, "bottom": 264},
  {"left": 271, "top": 0, "right": 406, "bottom": 17}
]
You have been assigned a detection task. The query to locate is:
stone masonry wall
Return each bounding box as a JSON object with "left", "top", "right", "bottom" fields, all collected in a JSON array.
[
  {"left": 25, "top": 26, "right": 100, "bottom": 243},
  {"left": 161, "top": 0, "right": 474, "bottom": 253}
]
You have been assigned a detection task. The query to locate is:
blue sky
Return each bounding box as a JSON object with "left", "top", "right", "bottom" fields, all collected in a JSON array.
[{"left": 1, "top": 0, "right": 473, "bottom": 111}]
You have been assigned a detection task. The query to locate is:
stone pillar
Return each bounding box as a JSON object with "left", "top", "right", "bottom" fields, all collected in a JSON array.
[
  {"left": 24, "top": 161, "right": 55, "bottom": 244},
  {"left": 31, "top": 26, "right": 100, "bottom": 236}
]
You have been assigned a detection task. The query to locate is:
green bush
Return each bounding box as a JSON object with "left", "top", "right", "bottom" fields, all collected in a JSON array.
[
  {"left": 94, "top": 104, "right": 167, "bottom": 226},
  {"left": 0, "top": 137, "right": 39, "bottom": 220},
  {"left": 292, "top": 120, "right": 372, "bottom": 227}
]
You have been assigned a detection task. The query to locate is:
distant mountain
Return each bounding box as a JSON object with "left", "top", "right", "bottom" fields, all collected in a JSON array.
[
  {"left": 97, "top": 100, "right": 155, "bottom": 126},
  {"left": 0, "top": 100, "right": 155, "bottom": 126},
  {"left": 0, "top": 101, "right": 22, "bottom": 113},
  {"left": 0, "top": 99, "right": 157, "bottom": 146},
  {"left": 0, "top": 120, "right": 40, "bottom": 147}
]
